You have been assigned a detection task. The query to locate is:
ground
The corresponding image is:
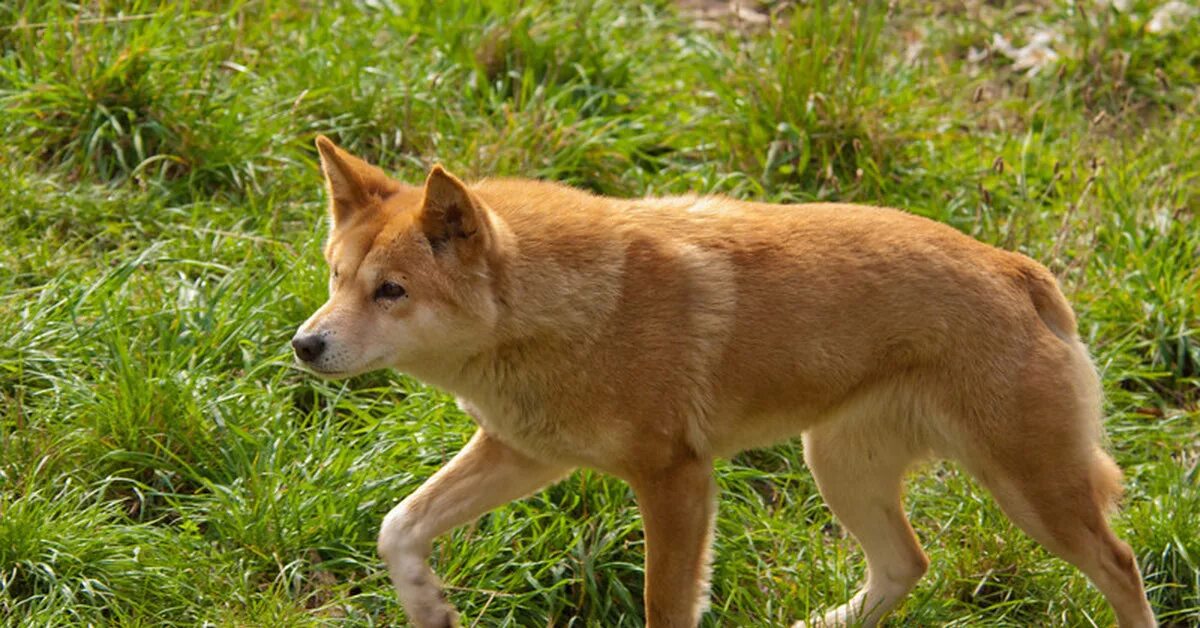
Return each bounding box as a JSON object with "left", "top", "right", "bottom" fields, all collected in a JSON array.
[{"left": 0, "top": 1, "right": 1197, "bottom": 626}]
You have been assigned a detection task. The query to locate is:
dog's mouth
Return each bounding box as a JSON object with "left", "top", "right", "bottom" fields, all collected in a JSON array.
[
  {"left": 292, "top": 359, "right": 349, "bottom": 380},
  {"left": 293, "top": 356, "right": 389, "bottom": 381}
]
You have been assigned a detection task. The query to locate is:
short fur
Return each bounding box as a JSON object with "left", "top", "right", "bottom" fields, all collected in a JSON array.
[{"left": 294, "top": 136, "right": 1156, "bottom": 627}]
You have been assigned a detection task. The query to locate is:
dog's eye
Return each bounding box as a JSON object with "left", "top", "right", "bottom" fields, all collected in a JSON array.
[{"left": 374, "top": 281, "right": 407, "bottom": 301}]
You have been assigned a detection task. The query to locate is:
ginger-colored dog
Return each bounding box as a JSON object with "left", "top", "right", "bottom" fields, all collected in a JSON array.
[{"left": 293, "top": 136, "right": 1156, "bottom": 627}]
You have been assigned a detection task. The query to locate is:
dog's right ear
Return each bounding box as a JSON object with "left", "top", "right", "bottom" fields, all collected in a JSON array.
[
  {"left": 314, "top": 135, "right": 400, "bottom": 226},
  {"left": 419, "top": 165, "right": 492, "bottom": 256}
]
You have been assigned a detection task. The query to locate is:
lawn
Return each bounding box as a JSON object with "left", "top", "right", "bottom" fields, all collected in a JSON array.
[{"left": 1, "top": 1, "right": 1197, "bottom": 626}]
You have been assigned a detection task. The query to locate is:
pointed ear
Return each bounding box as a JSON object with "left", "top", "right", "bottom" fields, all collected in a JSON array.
[
  {"left": 314, "top": 135, "right": 400, "bottom": 225},
  {"left": 420, "top": 165, "right": 489, "bottom": 253}
]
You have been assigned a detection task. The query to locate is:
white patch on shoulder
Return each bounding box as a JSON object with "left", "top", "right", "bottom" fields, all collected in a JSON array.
[{"left": 672, "top": 240, "right": 737, "bottom": 455}]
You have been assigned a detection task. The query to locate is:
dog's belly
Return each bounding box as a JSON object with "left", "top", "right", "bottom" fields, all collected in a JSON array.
[{"left": 707, "top": 409, "right": 814, "bottom": 457}]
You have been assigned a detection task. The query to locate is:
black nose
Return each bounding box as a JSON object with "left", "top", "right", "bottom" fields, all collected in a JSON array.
[{"left": 291, "top": 334, "right": 326, "bottom": 363}]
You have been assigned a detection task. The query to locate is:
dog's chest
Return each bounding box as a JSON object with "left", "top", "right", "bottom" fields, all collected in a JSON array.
[
  {"left": 453, "top": 394, "right": 609, "bottom": 467},
  {"left": 456, "top": 396, "right": 547, "bottom": 448}
]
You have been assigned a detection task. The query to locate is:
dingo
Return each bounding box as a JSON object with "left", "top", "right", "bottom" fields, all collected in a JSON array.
[{"left": 293, "top": 136, "right": 1155, "bottom": 627}]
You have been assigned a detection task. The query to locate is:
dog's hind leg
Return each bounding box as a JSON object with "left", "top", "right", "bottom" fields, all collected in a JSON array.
[
  {"left": 969, "top": 451, "right": 1156, "bottom": 628},
  {"left": 957, "top": 415, "right": 1155, "bottom": 623},
  {"left": 378, "top": 429, "right": 571, "bottom": 628},
  {"left": 795, "top": 412, "right": 929, "bottom": 627},
  {"left": 964, "top": 447, "right": 1154, "bottom": 627},
  {"left": 955, "top": 339, "right": 1155, "bottom": 627}
]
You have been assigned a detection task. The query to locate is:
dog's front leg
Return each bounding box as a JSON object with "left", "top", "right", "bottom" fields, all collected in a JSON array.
[
  {"left": 378, "top": 429, "right": 571, "bottom": 628},
  {"left": 630, "top": 457, "right": 718, "bottom": 628}
]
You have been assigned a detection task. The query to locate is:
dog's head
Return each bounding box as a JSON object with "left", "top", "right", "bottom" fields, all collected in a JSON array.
[{"left": 291, "top": 136, "right": 501, "bottom": 379}]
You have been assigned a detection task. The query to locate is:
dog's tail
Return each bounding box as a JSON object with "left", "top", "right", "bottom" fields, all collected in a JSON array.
[
  {"left": 1015, "top": 259, "right": 1114, "bottom": 454},
  {"left": 1020, "top": 262, "right": 1123, "bottom": 510}
]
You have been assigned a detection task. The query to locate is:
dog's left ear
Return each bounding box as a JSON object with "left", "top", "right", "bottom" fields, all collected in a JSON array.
[
  {"left": 315, "top": 135, "right": 400, "bottom": 226},
  {"left": 420, "top": 165, "right": 491, "bottom": 254}
]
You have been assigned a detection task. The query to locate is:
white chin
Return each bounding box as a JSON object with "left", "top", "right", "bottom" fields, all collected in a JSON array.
[
  {"left": 295, "top": 360, "right": 351, "bottom": 380},
  {"left": 301, "top": 358, "right": 391, "bottom": 380}
]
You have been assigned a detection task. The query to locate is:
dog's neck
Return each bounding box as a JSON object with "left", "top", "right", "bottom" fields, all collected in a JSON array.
[{"left": 399, "top": 208, "right": 630, "bottom": 424}]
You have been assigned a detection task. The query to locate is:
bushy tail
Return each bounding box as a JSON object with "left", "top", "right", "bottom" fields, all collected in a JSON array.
[
  {"left": 1090, "top": 447, "right": 1126, "bottom": 514},
  {"left": 1022, "top": 261, "right": 1122, "bottom": 510},
  {"left": 1032, "top": 267, "right": 1126, "bottom": 513}
]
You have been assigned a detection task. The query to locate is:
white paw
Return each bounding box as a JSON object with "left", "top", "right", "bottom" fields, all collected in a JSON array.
[
  {"left": 408, "top": 597, "right": 459, "bottom": 628},
  {"left": 792, "top": 600, "right": 865, "bottom": 628},
  {"left": 392, "top": 557, "right": 460, "bottom": 628}
]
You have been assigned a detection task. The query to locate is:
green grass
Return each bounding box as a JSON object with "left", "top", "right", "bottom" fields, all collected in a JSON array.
[{"left": 1, "top": 0, "right": 1197, "bottom": 625}]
